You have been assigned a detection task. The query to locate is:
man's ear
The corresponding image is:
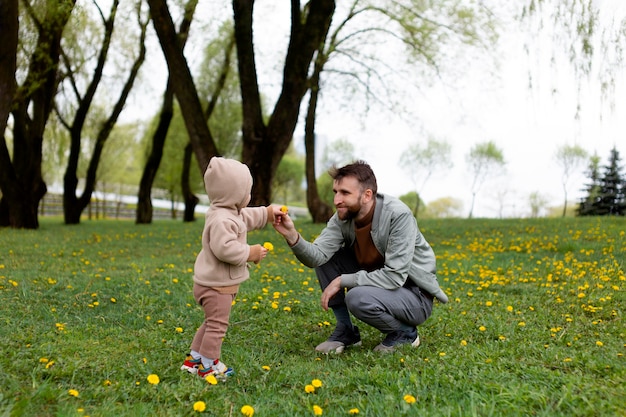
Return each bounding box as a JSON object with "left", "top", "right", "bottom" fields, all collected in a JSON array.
[{"left": 363, "top": 188, "right": 374, "bottom": 201}]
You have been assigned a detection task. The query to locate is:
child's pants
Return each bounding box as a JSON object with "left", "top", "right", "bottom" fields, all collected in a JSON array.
[{"left": 190, "top": 283, "right": 236, "bottom": 360}]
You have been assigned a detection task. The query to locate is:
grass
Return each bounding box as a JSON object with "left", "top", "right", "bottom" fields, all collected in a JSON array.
[{"left": 0, "top": 216, "right": 624, "bottom": 417}]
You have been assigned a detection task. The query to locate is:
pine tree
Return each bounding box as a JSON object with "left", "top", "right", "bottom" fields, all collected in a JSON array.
[
  {"left": 577, "top": 147, "right": 626, "bottom": 216},
  {"left": 577, "top": 154, "right": 602, "bottom": 216}
]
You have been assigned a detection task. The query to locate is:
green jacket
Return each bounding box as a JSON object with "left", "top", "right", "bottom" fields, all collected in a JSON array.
[{"left": 291, "top": 193, "right": 448, "bottom": 303}]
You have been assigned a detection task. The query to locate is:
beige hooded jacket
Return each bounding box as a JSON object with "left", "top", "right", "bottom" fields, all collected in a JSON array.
[{"left": 193, "top": 157, "right": 271, "bottom": 288}]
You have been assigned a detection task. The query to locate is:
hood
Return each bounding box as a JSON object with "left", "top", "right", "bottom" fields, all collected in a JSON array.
[{"left": 204, "top": 157, "right": 253, "bottom": 210}]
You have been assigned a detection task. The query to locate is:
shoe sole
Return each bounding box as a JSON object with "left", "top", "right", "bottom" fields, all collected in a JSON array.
[
  {"left": 374, "top": 335, "right": 421, "bottom": 353},
  {"left": 316, "top": 340, "right": 362, "bottom": 354},
  {"left": 181, "top": 364, "right": 199, "bottom": 374}
]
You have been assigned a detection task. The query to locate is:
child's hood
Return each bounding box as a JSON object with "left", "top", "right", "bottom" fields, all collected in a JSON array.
[{"left": 204, "top": 157, "right": 253, "bottom": 209}]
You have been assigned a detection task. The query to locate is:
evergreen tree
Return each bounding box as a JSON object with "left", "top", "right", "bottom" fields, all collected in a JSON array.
[
  {"left": 577, "top": 154, "right": 602, "bottom": 216},
  {"left": 579, "top": 147, "right": 625, "bottom": 216},
  {"left": 597, "top": 147, "right": 626, "bottom": 215}
]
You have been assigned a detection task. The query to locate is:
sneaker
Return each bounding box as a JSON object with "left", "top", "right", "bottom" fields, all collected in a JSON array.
[
  {"left": 315, "top": 323, "right": 362, "bottom": 354},
  {"left": 198, "top": 359, "right": 235, "bottom": 381},
  {"left": 373, "top": 328, "right": 420, "bottom": 353},
  {"left": 180, "top": 354, "right": 201, "bottom": 374}
]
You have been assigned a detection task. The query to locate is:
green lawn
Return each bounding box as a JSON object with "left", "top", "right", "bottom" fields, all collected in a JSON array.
[{"left": 0, "top": 217, "right": 624, "bottom": 416}]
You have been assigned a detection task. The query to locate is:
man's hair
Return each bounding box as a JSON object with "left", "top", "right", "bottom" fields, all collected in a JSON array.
[{"left": 328, "top": 160, "right": 378, "bottom": 195}]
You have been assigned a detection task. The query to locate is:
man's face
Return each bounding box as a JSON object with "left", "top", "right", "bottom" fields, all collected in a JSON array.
[{"left": 333, "top": 176, "right": 365, "bottom": 220}]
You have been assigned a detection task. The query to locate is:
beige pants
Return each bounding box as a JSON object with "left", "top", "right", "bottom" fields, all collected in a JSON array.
[{"left": 190, "top": 283, "right": 237, "bottom": 360}]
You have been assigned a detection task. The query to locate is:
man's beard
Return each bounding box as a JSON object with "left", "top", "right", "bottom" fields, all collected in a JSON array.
[{"left": 336, "top": 203, "right": 360, "bottom": 220}]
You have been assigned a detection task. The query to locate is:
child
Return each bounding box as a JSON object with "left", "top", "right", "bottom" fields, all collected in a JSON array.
[{"left": 180, "top": 157, "right": 274, "bottom": 380}]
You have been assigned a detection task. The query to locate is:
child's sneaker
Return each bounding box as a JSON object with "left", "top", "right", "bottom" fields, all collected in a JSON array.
[
  {"left": 211, "top": 359, "right": 235, "bottom": 379},
  {"left": 180, "top": 354, "right": 201, "bottom": 374}
]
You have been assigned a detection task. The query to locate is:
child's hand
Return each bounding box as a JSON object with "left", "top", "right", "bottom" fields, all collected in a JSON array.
[{"left": 248, "top": 244, "right": 268, "bottom": 264}]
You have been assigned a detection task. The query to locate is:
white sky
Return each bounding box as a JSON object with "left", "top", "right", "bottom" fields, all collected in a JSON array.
[{"left": 128, "top": 1, "right": 626, "bottom": 218}]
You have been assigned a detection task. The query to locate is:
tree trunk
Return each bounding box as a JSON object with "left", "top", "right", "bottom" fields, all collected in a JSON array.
[
  {"left": 181, "top": 143, "right": 199, "bottom": 222},
  {"left": 0, "top": 0, "right": 74, "bottom": 228},
  {"left": 0, "top": 0, "right": 17, "bottom": 137},
  {"left": 136, "top": 80, "right": 174, "bottom": 224},
  {"left": 63, "top": 2, "right": 147, "bottom": 224},
  {"left": 234, "top": 0, "right": 335, "bottom": 206},
  {"left": 147, "top": 0, "right": 219, "bottom": 175},
  {"left": 136, "top": 0, "right": 197, "bottom": 224}
]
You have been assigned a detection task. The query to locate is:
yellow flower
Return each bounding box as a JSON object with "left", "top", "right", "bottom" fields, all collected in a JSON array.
[
  {"left": 241, "top": 405, "right": 255, "bottom": 416},
  {"left": 193, "top": 401, "right": 206, "bottom": 412},
  {"left": 175, "top": 327, "right": 183, "bottom": 333},
  {"left": 311, "top": 379, "right": 323, "bottom": 388},
  {"left": 403, "top": 394, "right": 416, "bottom": 404},
  {"left": 205, "top": 374, "right": 218, "bottom": 385},
  {"left": 596, "top": 341, "right": 604, "bottom": 347},
  {"left": 506, "top": 305, "right": 513, "bottom": 312},
  {"left": 349, "top": 409, "right": 360, "bottom": 414},
  {"left": 262, "top": 365, "right": 271, "bottom": 371},
  {"left": 460, "top": 340, "right": 468, "bottom": 346},
  {"left": 263, "top": 242, "right": 274, "bottom": 251},
  {"left": 305, "top": 384, "right": 315, "bottom": 393},
  {"left": 147, "top": 374, "right": 160, "bottom": 385},
  {"left": 313, "top": 405, "right": 323, "bottom": 415},
  {"left": 68, "top": 389, "right": 79, "bottom": 397},
  {"left": 280, "top": 205, "right": 289, "bottom": 214},
  {"left": 479, "top": 326, "right": 486, "bottom": 332}
]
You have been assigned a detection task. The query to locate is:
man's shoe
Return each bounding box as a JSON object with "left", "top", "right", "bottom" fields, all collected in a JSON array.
[
  {"left": 373, "top": 328, "right": 420, "bottom": 353},
  {"left": 315, "top": 323, "right": 362, "bottom": 354}
]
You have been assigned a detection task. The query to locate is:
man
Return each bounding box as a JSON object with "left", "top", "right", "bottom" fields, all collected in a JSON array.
[{"left": 272, "top": 160, "right": 448, "bottom": 354}]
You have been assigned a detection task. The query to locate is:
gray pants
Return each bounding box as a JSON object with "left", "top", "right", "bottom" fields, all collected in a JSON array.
[{"left": 315, "top": 248, "right": 433, "bottom": 333}]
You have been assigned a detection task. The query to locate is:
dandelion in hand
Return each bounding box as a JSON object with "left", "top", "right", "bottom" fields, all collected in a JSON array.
[
  {"left": 280, "top": 205, "right": 288, "bottom": 214},
  {"left": 263, "top": 242, "right": 274, "bottom": 251}
]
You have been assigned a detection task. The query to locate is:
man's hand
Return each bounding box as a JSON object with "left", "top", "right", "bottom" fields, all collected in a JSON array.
[
  {"left": 272, "top": 206, "right": 299, "bottom": 245},
  {"left": 321, "top": 277, "right": 342, "bottom": 311}
]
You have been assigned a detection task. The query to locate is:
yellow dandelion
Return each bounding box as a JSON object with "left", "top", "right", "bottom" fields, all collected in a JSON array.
[
  {"left": 193, "top": 401, "right": 206, "bottom": 412},
  {"left": 205, "top": 374, "right": 218, "bottom": 385},
  {"left": 403, "top": 394, "right": 416, "bottom": 404},
  {"left": 313, "top": 405, "right": 323, "bottom": 415},
  {"left": 175, "top": 327, "right": 183, "bottom": 333},
  {"left": 68, "top": 389, "right": 79, "bottom": 397},
  {"left": 283, "top": 306, "right": 291, "bottom": 312},
  {"left": 280, "top": 205, "right": 289, "bottom": 214},
  {"left": 479, "top": 326, "right": 486, "bottom": 332},
  {"left": 305, "top": 384, "right": 315, "bottom": 393},
  {"left": 439, "top": 352, "right": 446, "bottom": 357},
  {"left": 110, "top": 297, "right": 116, "bottom": 303},
  {"left": 563, "top": 358, "right": 573, "bottom": 362},
  {"left": 349, "top": 409, "right": 360, "bottom": 414},
  {"left": 460, "top": 340, "right": 467, "bottom": 346},
  {"left": 311, "top": 379, "right": 323, "bottom": 388},
  {"left": 518, "top": 322, "right": 526, "bottom": 327},
  {"left": 506, "top": 305, "right": 513, "bottom": 312},
  {"left": 147, "top": 374, "right": 160, "bottom": 385},
  {"left": 263, "top": 242, "right": 274, "bottom": 251},
  {"left": 596, "top": 341, "right": 604, "bottom": 347},
  {"left": 485, "top": 301, "right": 493, "bottom": 307},
  {"left": 241, "top": 405, "right": 255, "bottom": 416},
  {"left": 103, "top": 380, "right": 112, "bottom": 386},
  {"left": 262, "top": 365, "right": 271, "bottom": 371}
]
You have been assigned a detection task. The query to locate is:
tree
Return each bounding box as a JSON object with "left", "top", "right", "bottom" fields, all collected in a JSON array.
[
  {"left": 301, "top": 0, "right": 497, "bottom": 222},
  {"left": 146, "top": 0, "right": 219, "bottom": 176},
  {"left": 136, "top": 0, "right": 197, "bottom": 224},
  {"left": 58, "top": 0, "right": 149, "bottom": 224},
  {"left": 588, "top": 147, "right": 625, "bottom": 215},
  {"left": 399, "top": 137, "right": 452, "bottom": 217},
  {"left": 554, "top": 143, "right": 588, "bottom": 217},
  {"left": 0, "top": 0, "right": 18, "bottom": 140},
  {"left": 0, "top": 0, "right": 75, "bottom": 229},
  {"left": 528, "top": 191, "right": 549, "bottom": 218},
  {"left": 234, "top": 0, "right": 335, "bottom": 206},
  {"left": 465, "top": 141, "right": 506, "bottom": 218},
  {"left": 576, "top": 153, "right": 601, "bottom": 215}
]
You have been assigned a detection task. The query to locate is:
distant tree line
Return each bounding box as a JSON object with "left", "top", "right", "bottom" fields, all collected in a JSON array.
[{"left": 577, "top": 147, "right": 625, "bottom": 216}]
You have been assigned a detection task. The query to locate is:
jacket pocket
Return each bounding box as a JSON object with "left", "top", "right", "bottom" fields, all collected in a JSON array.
[{"left": 229, "top": 263, "right": 247, "bottom": 281}]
